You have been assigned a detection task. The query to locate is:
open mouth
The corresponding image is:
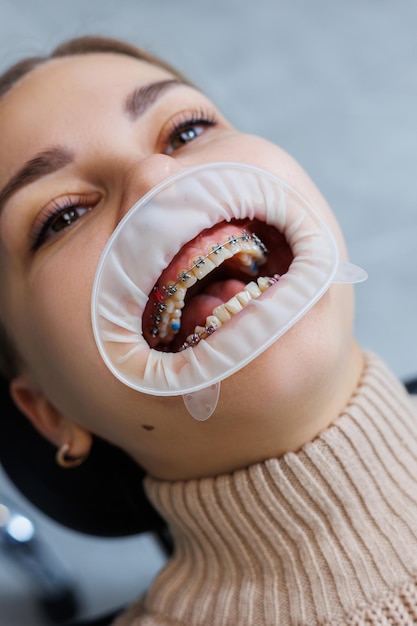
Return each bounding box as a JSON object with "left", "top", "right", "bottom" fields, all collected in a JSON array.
[
  {"left": 143, "top": 218, "right": 293, "bottom": 352},
  {"left": 91, "top": 162, "right": 349, "bottom": 402}
]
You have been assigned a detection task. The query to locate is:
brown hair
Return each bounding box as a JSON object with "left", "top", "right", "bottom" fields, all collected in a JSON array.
[{"left": 0, "top": 35, "right": 186, "bottom": 380}]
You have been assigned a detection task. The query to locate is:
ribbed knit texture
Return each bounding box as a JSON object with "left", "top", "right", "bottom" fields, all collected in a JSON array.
[{"left": 114, "top": 353, "right": 417, "bottom": 625}]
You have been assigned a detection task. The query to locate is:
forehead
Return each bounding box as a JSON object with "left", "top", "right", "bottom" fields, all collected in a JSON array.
[
  {"left": 2, "top": 52, "right": 176, "bottom": 105},
  {"left": 0, "top": 53, "right": 176, "bottom": 180}
]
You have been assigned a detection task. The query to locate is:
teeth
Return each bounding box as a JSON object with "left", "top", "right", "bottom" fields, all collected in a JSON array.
[
  {"left": 169, "top": 284, "right": 187, "bottom": 302},
  {"left": 240, "top": 253, "right": 255, "bottom": 266},
  {"left": 191, "top": 256, "right": 216, "bottom": 280},
  {"left": 240, "top": 239, "right": 256, "bottom": 252},
  {"left": 206, "top": 315, "right": 221, "bottom": 328},
  {"left": 237, "top": 253, "right": 261, "bottom": 276},
  {"left": 178, "top": 270, "right": 197, "bottom": 288},
  {"left": 213, "top": 304, "right": 232, "bottom": 323},
  {"left": 209, "top": 244, "right": 233, "bottom": 266},
  {"left": 181, "top": 274, "right": 280, "bottom": 349},
  {"left": 164, "top": 300, "right": 176, "bottom": 314},
  {"left": 257, "top": 276, "right": 271, "bottom": 292},
  {"left": 149, "top": 231, "right": 272, "bottom": 346},
  {"left": 224, "top": 296, "right": 243, "bottom": 315},
  {"left": 244, "top": 281, "right": 262, "bottom": 298},
  {"left": 236, "top": 290, "right": 252, "bottom": 306}
]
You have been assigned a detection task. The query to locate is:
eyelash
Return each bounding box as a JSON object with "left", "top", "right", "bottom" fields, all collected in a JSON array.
[
  {"left": 29, "top": 108, "right": 219, "bottom": 251},
  {"left": 30, "top": 195, "right": 95, "bottom": 251},
  {"left": 163, "top": 108, "right": 218, "bottom": 154}
]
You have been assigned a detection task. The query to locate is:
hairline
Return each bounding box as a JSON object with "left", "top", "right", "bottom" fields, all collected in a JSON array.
[
  {"left": 0, "top": 36, "right": 187, "bottom": 102},
  {"left": 0, "top": 53, "right": 179, "bottom": 103}
]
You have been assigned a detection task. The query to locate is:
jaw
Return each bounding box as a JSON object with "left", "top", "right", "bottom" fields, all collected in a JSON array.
[{"left": 91, "top": 163, "right": 340, "bottom": 399}]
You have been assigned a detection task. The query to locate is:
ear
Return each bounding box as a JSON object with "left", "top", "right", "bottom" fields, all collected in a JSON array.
[{"left": 9, "top": 372, "right": 92, "bottom": 459}]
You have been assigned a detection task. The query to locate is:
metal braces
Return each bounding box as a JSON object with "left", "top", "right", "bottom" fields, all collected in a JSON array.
[{"left": 148, "top": 231, "right": 268, "bottom": 339}]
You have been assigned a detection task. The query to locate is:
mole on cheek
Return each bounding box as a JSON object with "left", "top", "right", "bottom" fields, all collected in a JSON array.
[{"left": 142, "top": 424, "right": 155, "bottom": 431}]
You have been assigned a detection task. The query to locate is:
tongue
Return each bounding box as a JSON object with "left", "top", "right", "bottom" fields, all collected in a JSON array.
[{"left": 179, "top": 278, "right": 246, "bottom": 340}]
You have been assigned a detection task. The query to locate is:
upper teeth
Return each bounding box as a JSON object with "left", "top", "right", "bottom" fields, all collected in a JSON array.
[{"left": 148, "top": 231, "right": 268, "bottom": 344}]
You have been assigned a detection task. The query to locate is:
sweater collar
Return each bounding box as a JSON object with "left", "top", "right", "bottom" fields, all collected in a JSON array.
[{"left": 144, "top": 353, "right": 417, "bottom": 625}]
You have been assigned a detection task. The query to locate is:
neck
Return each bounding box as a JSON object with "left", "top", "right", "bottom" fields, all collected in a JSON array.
[{"left": 142, "top": 352, "right": 417, "bottom": 625}]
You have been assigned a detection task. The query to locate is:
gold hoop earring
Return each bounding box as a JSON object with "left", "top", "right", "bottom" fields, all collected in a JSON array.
[{"left": 56, "top": 443, "right": 88, "bottom": 469}]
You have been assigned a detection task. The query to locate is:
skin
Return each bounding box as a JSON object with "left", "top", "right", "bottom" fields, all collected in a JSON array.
[{"left": 0, "top": 53, "right": 363, "bottom": 480}]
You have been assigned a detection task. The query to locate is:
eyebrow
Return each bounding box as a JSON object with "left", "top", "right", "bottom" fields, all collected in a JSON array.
[
  {"left": 124, "top": 78, "right": 185, "bottom": 120},
  {"left": 0, "top": 79, "right": 185, "bottom": 214},
  {"left": 0, "top": 147, "right": 74, "bottom": 215}
]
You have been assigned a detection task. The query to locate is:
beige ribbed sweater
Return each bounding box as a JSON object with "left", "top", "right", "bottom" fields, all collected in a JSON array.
[{"left": 115, "top": 353, "right": 417, "bottom": 625}]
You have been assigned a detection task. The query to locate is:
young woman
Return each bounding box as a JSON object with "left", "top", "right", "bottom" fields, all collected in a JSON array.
[{"left": 0, "top": 36, "right": 416, "bottom": 625}]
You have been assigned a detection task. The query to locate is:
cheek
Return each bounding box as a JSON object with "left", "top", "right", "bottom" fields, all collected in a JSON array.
[
  {"left": 205, "top": 133, "right": 349, "bottom": 260},
  {"left": 18, "top": 263, "right": 141, "bottom": 438},
  {"left": 16, "top": 243, "right": 188, "bottom": 439},
  {"left": 224, "top": 283, "right": 355, "bottom": 403},
  {"left": 25, "top": 260, "right": 99, "bottom": 387},
  {"left": 10, "top": 237, "right": 105, "bottom": 408},
  {"left": 22, "top": 267, "right": 191, "bottom": 449},
  {"left": 27, "top": 221, "right": 109, "bottom": 345}
]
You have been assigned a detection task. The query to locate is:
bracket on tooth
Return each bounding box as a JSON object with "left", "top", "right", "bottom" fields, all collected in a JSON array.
[
  {"left": 181, "top": 333, "right": 201, "bottom": 350},
  {"left": 250, "top": 234, "right": 267, "bottom": 254},
  {"left": 165, "top": 285, "right": 178, "bottom": 296},
  {"left": 179, "top": 271, "right": 191, "bottom": 282},
  {"left": 149, "top": 231, "right": 268, "bottom": 344}
]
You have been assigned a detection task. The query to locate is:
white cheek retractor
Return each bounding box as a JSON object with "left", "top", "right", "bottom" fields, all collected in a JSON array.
[{"left": 91, "top": 163, "right": 367, "bottom": 421}]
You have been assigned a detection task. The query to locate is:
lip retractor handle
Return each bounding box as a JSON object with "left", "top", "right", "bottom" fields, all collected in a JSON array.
[
  {"left": 182, "top": 382, "right": 221, "bottom": 421},
  {"left": 333, "top": 261, "right": 368, "bottom": 284}
]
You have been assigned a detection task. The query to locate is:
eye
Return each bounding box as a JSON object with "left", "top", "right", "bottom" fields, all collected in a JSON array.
[
  {"left": 30, "top": 193, "right": 100, "bottom": 251},
  {"left": 163, "top": 110, "right": 218, "bottom": 155}
]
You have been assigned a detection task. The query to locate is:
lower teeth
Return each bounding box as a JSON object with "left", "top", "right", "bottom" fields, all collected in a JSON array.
[{"left": 180, "top": 274, "right": 280, "bottom": 350}]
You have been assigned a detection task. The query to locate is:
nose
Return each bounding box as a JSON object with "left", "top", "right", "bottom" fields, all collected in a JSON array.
[{"left": 122, "top": 154, "right": 184, "bottom": 216}]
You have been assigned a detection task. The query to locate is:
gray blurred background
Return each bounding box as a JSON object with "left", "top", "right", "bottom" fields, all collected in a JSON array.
[{"left": 0, "top": 0, "right": 416, "bottom": 623}]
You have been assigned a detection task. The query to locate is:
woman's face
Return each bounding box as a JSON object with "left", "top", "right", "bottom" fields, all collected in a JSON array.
[{"left": 0, "top": 53, "right": 359, "bottom": 479}]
